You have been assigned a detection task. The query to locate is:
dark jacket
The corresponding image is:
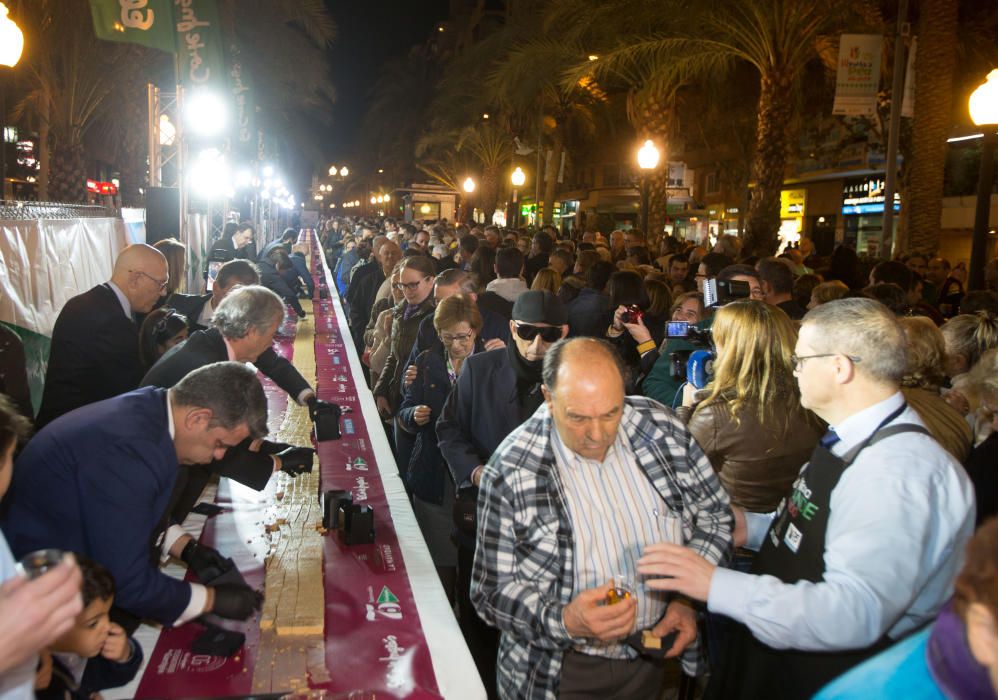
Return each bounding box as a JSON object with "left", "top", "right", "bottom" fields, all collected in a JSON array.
[
  {"left": 36, "top": 284, "right": 144, "bottom": 428},
  {"left": 373, "top": 297, "right": 435, "bottom": 412},
  {"left": 211, "top": 235, "right": 252, "bottom": 261},
  {"left": 164, "top": 292, "right": 213, "bottom": 332},
  {"left": 290, "top": 251, "right": 314, "bottom": 296},
  {"left": 777, "top": 299, "right": 807, "bottom": 321},
  {"left": 524, "top": 252, "right": 549, "bottom": 286},
  {"left": 966, "top": 432, "right": 998, "bottom": 527},
  {"left": 258, "top": 238, "right": 291, "bottom": 263},
  {"left": 566, "top": 288, "right": 612, "bottom": 338},
  {"left": 0, "top": 324, "right": 33, "bottom": 420},
  {"left": 678, "top": 390, "right": 821, "bottom": 512},
  {"left": 37, "top": 642, "right": 144, "bottom": 700},
  {"left": 346, "top": 262, "right": 386, "bottom": 353},
  {"left": 477, "top": 290, "right": 514, "bottom": 321},
  {"left": 436, "top": 347, "right": 526, "bottom": 488},
  {"left": 397, "top": 345, "right": 458, "bottom": 504},
  {"left": 2, "top": 388, "right": 193, "bottom": 623},
  {"left": 259, "top": 260, "right": 306, "bottom": 317}
]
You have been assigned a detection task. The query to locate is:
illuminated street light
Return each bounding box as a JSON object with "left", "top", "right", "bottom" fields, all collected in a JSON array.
[
  {"left": 588, "top": 54, "right": 599, "bottom": 62},
  {"left": 262, "top": 164, "right": 274, "bottom": 178},
  {"left": 158, "top": 114, "right": 177, "bottom": 146},
  {"left": 184, "top": 90, "right": 228, "bottom": 137},
  {"left": 463, "top": 177, "right": 476, "bottom": 193},
  {"left": 385, "top": 194, "right": 391, "bottom": 202},
  {"left": 0, "top": 3, "right": 24, "bottom": 67},
  {"left": 188, "top": 148, "right": 231, "bottom": 200},
  {"left": 340, "top": 166, "right": 349, "bottom": 177},
  {"left": 315, "top": 194, "right": 323, "bottom": 201},
  {"left": 511, "top": 167, "right": 526, "bottom": 187},
  {"left": 370, "top": 196, "right": 377, "bottom": 204},
  {"left": 328, "top": 165, "right": 337, "bottom": 176},
  {"left": 968, "top": 69, "right": 998, "bottom": 290},
  {"left": 378, "top": 168, "right": 384, "bottom": 174},
  {"left": 510, "top": 168, "right": 526, "bottom": 227},
  {"left": 637, "top": 139, "right": 661, "bottom": 170}
]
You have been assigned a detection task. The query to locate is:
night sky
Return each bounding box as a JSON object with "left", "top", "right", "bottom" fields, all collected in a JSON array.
[{"left": 322, "top": 0, "right": 449, "bottom": 166}]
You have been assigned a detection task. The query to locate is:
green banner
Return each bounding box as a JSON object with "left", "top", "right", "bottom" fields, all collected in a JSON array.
[
  {"left": 88, "top": 0, "right": 177, "bottom": 52},
  {"left": 228, "top": 43, "right": 256, "bottom": 161},
  {"left": 174, "top": 0, "right": 225, "bottom": 90}
]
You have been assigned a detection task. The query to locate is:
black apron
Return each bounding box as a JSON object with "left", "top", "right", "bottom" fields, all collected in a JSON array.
[{"left": 706, "top": 406, "right": 930, "bottom": 700}]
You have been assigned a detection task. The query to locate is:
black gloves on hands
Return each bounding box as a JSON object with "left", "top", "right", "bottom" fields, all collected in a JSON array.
[
  {"left": 180, "top": 540, "right": 232, "bottom": 583},
  {"left": 277, "top": 446, "right": 315, "bottom": 476},
  {"left": 211, "top": 584, "right": 263, "bottom": 620},
  {"left": 306, "top": 396, "right": 338, "bottom": 423},
  {"left": 259, "top": 439, "right": 293, "bottom": 456}
]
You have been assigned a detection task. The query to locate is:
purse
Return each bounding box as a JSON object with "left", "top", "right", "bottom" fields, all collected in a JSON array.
[{"left": 453, "top": 485, "right": 479, "bottom": 536}]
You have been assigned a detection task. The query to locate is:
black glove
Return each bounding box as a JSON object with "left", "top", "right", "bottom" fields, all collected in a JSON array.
[
  {"left": 259, "top": 439, "right": 293, "bottom": 456},
  {"left": 297, "top": 309, "right": 307, "bottom": 319},
  {"left": 211, "top": 584, "right": 263, "bottom": 620},
  {"left": 277, "top": 446, "right": 315, "bottom": 476},
  {"left": 180, "top": 540, "right": 232, "bottom": 582},
  {"left": 306, "top": 396, "right": 338, "bottom": 423}
]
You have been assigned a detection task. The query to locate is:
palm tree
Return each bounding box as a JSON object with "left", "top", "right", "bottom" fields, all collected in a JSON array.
[{"left": 560, "top": 0, "right": 866, "bottom": 255}]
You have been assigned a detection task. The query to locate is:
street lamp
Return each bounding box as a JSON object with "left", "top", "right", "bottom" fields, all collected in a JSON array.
[
  {"left": 463, "top": 177, "right": 476, "bottom": 193},
  {"left": 636, "top": 139, "right": 661, "bottom": 235},
  {"left": 328, "top": 164, "right": 338, "bottom": 176},
  {"left": 0, "top": 2, "right": 23, "bottom": 200},
  {"left": 511, "top": 167, "right": 526, "bottom": 228},
  {"left": 969, "top": 70, "right": 998, "bottom": 290},
  {"left": 340, "top": 166, "right": 349, "bottom": 177}
]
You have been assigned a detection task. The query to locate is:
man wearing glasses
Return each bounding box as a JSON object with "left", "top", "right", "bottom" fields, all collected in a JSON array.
[
  {"left": 437, "top": 290, "right": 569, "bottom": 692},
  {"left": 36, "top": 244, "right": 169, "bottom": 428},
  {"left": 637, "top": 298, "right": 976, "bottom": 700}
]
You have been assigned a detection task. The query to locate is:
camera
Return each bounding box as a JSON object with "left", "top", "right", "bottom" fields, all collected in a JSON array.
[
  {"left": 703, "top": 278, "right": 751, "bottom": 308},
  {"left": 621, "top": 304, "right": 644, "bottom": 324},
  {"left": 666, "top": 322, "right": 715, "bottom": 389}
]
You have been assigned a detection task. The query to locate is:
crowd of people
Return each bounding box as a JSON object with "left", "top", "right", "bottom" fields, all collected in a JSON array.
[
  {"left": 328, "top": 216, "right": 998, "bottom": 699},
  {"left": 0, "top": 225, "right": 331, "bottom": 699},
  {"left": 0, "top": 211, "right": 996, "bottom": 700}
]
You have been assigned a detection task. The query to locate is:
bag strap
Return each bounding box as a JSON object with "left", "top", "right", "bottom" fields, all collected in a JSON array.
[{"left": 841, "top": 423, "right": 931, "bottom": 465}]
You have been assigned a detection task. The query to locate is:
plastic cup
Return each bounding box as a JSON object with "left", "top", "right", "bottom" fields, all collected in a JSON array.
[{"left": 15, "top": 549, "right": 64, "bottom": 580}]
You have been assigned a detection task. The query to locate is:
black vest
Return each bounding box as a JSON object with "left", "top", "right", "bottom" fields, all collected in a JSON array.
[{"left": 706, "top": 406, "right": 929, "bottom": 700}]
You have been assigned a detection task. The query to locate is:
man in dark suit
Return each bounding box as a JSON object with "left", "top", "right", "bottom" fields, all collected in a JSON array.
[
  {"left": 2, "top": 362, "right": 268, "bottom": 627},
  {"left": 257, "top": 228, "right": 296, "bottom": 264},
  {"left": 566, "top": 260, "right": 614, "bottom": 338},
  {"left": 347, "top": 238, "right": 400, "bottom": 355},
  {"left": 142, "top": 285, "right": 323, "bottom": 523},
  {"left": 36, "top": 244, "right": 169, "bottom": 429},
  {"left": 211, "top": 221, "right": 255, "bottom": 260},
  {"left": 166, "top": 259, "right": 259, "bottom": 333},
  {"left": 435, "top": 290, "right": 568, "bottom": 690}
]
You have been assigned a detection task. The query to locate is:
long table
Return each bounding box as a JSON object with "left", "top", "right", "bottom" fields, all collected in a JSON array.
[{"left": 110, "top": 232, "right": 484, "bottom": 699}]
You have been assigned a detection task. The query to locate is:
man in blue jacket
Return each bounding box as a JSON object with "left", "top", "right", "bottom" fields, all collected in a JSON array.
[{"left": 2, "top": 362, "right": 268, "bottom": 628}]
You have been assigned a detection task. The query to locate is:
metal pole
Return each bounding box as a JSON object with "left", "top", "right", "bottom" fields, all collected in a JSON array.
[
  {"left": 0, "top": 69, "right": 6, "bottom": 201},
  {"left": 147, "top": 84, "right": 159, "bottom": 187},
  {"left": 969, "top": 131, "right": 996, "bottom": 291},
  {"left": 535, "top": 105, "right": 543, "bottom": 225},
  {"left": 640, "top": 174, "right": 650, "bottom": 234},
  {"left": 882, "top": 0, "right": 909, "bottom": 259}
]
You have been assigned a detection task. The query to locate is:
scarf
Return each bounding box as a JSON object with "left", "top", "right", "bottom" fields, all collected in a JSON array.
[
  {"left": 926, "top": 603, "right": 996, "bottom": 700},
  {"left": 507, "top": 342, "right": 545, "bottom": 419}
]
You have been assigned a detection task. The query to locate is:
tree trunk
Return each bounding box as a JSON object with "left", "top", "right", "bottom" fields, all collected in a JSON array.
[
  {"left": 745, "top": 72, "right": 795, "bottom": 257},
  {"left": 480, "top": 167, "right": 499, "bottom": 224},
  {"left": 905, "top": 0, "right": 958, "bottom": 254},
  {"left": 49, "top": 142, "right": 87, "bottom": 204},
  {"left": 542, "top": 128, "right": 564, "bottom": 224}
]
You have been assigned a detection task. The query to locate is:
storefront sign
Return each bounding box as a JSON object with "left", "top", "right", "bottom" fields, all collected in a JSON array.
[
  {"left": 832, "top": 34, "right": 883, "bottom": 117},
  {"left": 841, "top": 177, "right": 900, "bottom": 215},
  {"left": 780, "top": 189, "right": 807, "bottom": 219}
]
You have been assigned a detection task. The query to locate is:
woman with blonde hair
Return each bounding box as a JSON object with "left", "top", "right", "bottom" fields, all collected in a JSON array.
[
  {"left": 807, "top": 279, "right": 849, "bottom": 309},
  {"left": 897, "top": 316, "right": 973, "bottom": 461},
  {"left": 153, "top": 238, "right": 187, "bottom": 297},
  {"left": 680, "top": 300, "right": 821, "bottom": 514},
  {"left": 530, "top": 267, "right": 562, "bottom": 295}
]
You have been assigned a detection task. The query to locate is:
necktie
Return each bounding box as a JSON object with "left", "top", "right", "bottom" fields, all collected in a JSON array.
[{"left": 820, "top": 428, "right": 840, "bottom": 449}]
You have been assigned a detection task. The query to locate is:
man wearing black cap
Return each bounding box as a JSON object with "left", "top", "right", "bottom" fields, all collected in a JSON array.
[{"left": 437, "top": 290, "right": 569, "bottom": 697}]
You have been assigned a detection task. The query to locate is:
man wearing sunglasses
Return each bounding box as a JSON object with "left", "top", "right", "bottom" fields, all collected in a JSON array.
[{"left": 437, "top": 290, "right": 569, "bottom": 692}]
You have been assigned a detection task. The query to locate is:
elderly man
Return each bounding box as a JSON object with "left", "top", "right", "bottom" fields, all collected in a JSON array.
[
  {"left": 347, "top": 238, "right": 401, "bottom": 354},
  {"left": 166, "top": 259, "right": 259, "bottom": 333},
  {"left": 142, "top": 285, "right": 322, "bottom": 523},
  {"left": 2, "top": 363, "right": 269, "bottom": 627},
  {"left": 36, "top": 244, "right": 169, "bottom": 429},
  {"left": 471, "top": 338, "right": 732, "bottom": 699},
  {"left": 638, "top": 298, "right": 976, "bottom": 700}
]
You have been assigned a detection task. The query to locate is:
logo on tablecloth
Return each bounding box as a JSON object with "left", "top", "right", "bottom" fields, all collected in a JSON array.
[
  {"left": 346, "top": 457, "right": 368, "bottom": 471},
  {"left": 355, "top": 476, "right": 369, "bottom": 500},
  {"left": 380, "top": 635, "right": 408, "bottom": 689},
  {"left": 156, "top": 649, "right": 227, "bottom": 675},
  {"left": 366, "top": 585, "right": 403, "bottom": 621},
  {"left": 343, "top": 418, "right": 355, "bottom": 434}
]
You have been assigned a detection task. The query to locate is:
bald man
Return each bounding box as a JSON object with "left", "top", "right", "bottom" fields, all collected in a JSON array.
[
  {"left": 471, "top": 338, "right": 732, "bottom": 700},
  {"left": 347, "top": 238, "right": 401, "bottom": 354},
  {"left": 36, "top": 244, "right": 169, "bottom": 428}
]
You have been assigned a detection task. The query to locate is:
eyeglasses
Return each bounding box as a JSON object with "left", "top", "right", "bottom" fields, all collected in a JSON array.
[
  {"left": 791, "top": 353, "right": 862, "bottom": 371},
  {"left": 514, "top": 322, "right": 562, "bottom": 343},
  {"left": 135, "top": 270, "right": 169, "bottom": 290},
  {"left": 439, "top": 331, "right": 475, "bottom": 345},
  {"left": 393, "top": 276, "right": 431, "bottom": 291}
]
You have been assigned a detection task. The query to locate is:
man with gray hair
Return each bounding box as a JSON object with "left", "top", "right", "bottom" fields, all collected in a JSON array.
[
  {"left": 141, "top": 285, "right": 330, "bottom": 526},
  {"left": 3, "top": 362, "right": 269, "bottom": 627},
  {"left": 638, "top": 298, "right": 976, "bottom": 700}
]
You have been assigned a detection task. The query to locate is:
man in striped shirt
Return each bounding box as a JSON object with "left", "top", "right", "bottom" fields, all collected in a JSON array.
[{"left": 471, "top": 338, "right": 732, "bottom": 699}]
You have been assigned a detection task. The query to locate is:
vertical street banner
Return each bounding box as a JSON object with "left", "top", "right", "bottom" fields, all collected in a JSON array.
[
  {"left": 832, "top": 34, "right": 883, "bottom": 117},
  {"left": 228, "top": 43, "right": 257, "bottom": 161},
  {"left": 174, "top": 0, "right": 225, "bottom": 91},
  {"left": 88, "top": 0, "right": 177, "bottom": 52},
  {"left": 901, "top": 37, "right": 917, "bottom": 118}
]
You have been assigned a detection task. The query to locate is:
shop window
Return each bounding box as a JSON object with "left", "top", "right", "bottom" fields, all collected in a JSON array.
[{"left": 705, "top": 171, "right": 720, "bottom": 195}]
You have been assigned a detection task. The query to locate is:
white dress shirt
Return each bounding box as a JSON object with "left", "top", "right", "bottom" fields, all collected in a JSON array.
[{"left": 708, "top": 392, "right": 976, "bottom": 651}]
